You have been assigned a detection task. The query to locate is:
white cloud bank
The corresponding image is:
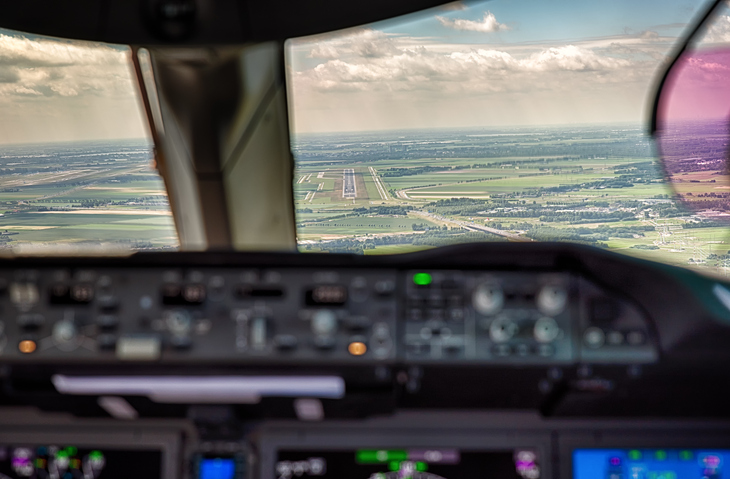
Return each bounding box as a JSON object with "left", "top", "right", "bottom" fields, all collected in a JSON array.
[
  {"left": 288, "top": 25, "right": 674, "bottom": 132},
  {"left": 701, "top": 15, "right": 730, "bottom": 43},
  {"left": 0, "top": 32, "right": 148, "bottom": 143},
  {"left": 0, "top": 33, "right": 132, "bottom": 99},
  {"left": 436, "top": 12, "right": 509, "bottom": 33},
  {"left": 293, "top": 29, "right": 637, "bottom": 95}
]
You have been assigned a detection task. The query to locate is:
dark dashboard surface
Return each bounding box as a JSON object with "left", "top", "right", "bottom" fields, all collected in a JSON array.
[
  {"left": 0, "top": 243, "right": 729, "bottom": 479},
  {"left": 0, "top": 242, "right": 728, "bottom": 419}
]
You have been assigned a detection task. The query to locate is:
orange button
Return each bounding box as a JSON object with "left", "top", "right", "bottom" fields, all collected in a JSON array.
[
  {"left": 348, "top": 341, "right": 367, "bottom": 356},
  {"left": 18, "top": 340, "right": 37, "bottom": 354}
]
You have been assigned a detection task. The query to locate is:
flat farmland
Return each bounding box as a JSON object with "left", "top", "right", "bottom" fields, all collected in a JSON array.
[
  {"left": 0, "top": 139, "right": 178, "bottom": 251},
  {"left": 298, "top": 215, "right": 439, "bottom": 237},
  {"left": 0, "top": 211, "right": 175, "bottom": 246},
  {"left": 291, "top": 125, "right": 730, "bottom": 277}
]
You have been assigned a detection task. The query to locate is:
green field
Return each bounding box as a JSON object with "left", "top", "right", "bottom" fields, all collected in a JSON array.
[
  {"left": 0, "top": 140, "right": 178, "bottom": 251},
  {"left": 292, "top": 126, "right": 730, "bottom": 278},
  {"left": 299, "top": 215, "right": 440, "bottom": 239}
]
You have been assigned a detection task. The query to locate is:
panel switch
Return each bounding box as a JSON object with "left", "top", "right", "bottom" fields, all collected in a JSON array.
[
  {"left": 116, "top": 336, "right": 161, "bottom": 361},
  {"left": 250, "top": 317, "right": 268, "bottom": 350}
]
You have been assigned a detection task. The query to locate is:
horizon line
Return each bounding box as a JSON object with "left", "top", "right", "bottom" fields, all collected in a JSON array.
[{"left": 291, "top": 120, "right": 649, "bottom": 136}]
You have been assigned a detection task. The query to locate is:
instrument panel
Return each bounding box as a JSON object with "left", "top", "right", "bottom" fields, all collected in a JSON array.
[
  {"left": 0, "top": 244, "right": 730, "bottom": 479},
  {"left": 0, "top": 263, "right": 655, "bottom": 366}
]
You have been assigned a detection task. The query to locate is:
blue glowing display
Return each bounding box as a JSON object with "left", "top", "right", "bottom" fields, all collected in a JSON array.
[
  {"left": 574, "top": 449, "right": 730, "bottom": 479},
  {"left": 200, "top": 458, "right": 236, "bottom": 479}
]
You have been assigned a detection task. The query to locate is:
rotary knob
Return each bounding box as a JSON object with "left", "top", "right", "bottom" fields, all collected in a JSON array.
[
  {"left": 164, "top": 310, "right": 192, "bottom": 336},
  {"left": 312, "top": 310, "right": 338, "bottom": 336},
  {"left": 537, "top": 284, "right": 568, "bottom": 316},
  {"left": 489, "top": 317, "right": 518, "bottom": 343},
  {"left": 473, "top": 283, "right": 504, "bottom": 316},
  {"left": 533, "top": 317, "right": 561, "bottom": 343},
  {"left": 53, "top": 319, "right": 76, "bottom": 344}
]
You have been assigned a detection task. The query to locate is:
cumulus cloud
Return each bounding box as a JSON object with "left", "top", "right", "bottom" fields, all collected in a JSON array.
[
  {"left": 294, "top": 40, "right": 635, "bottom": 96},
  {"left": 287, "top": 10, "right": 684, "bottom": 132},
  {"left": 701, "top": 15, "right": 730, "bottom": 43},
  {"left": 526, "top": 45, "right": 630, "bottom": 71},
  {"left": 307, "top": 29, "right": 402, "bottom": 59},
  {"left": 0, "top": 32, "right": 132, "bottom": 102},
  {"left": 436, "top": 12, "right": 509, "bottom": 33},
  {"left": 0, "top": 30, "right": 149, "bottom": 143}
]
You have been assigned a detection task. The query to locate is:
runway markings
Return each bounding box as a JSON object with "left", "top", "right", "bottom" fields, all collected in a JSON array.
[{"left": 343, "top": 168, "right": 356, "bottom": 199}]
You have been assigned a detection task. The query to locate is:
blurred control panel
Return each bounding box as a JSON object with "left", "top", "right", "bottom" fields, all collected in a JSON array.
[{"left": 0, "top": 264, "right": 657, "bottom": 365}]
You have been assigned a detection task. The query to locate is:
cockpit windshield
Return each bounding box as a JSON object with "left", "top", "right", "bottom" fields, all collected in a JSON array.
[
  {"left": 0, "top": 30, "right": 177, "bottom": 254},
  {"left": 286, "top": 0, "right": 730, "bottom": 276}
]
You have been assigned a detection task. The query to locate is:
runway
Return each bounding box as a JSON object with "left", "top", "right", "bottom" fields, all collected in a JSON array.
[{"left": 343, "top": 168, "right": 356, "bottom": 199}]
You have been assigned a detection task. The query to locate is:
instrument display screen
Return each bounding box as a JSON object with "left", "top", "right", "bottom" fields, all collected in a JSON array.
[
  {"left": 276, "top": 448, "right": 541, "bottom": 479},
  {"left": 573, "top": 449, "right": 730, "bottom": 479}
]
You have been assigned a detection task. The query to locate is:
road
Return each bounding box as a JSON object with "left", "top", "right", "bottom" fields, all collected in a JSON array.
[
  {"left": 412, "top": 211, "right": 533, "bottom": 242},
  {"left": 343, "top": 168, "right": 356, "bottom": 199}
]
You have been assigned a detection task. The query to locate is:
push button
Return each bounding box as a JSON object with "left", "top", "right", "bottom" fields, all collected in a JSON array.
[
  {"left": 97, "top": 334, "right": 117, "bottom": 350},
  {"left": 17, "top": 314, "right": 44, "bottom": 330},
  {"left": 313, "top": 336, "right": 336, "bottom": 351},
  {"left": 584, "top": 327, "right": 605, "bottom": 349},
  {"left": 96, "top": 315, "right": 119, "bottom": 330},
  {"left": 274, "top": 334, "right": 298, "bottom": 351}
]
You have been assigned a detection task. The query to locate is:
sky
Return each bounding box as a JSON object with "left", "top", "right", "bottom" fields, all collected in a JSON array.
[
  {"left": 286, "top": 0, "right": 713, "bottom": 133},
  {"left": 0, "top": 30, "right": 149, "bottom": 144},
  {"left": 0, "top": 0, "right": 718, "bottom": 143}
]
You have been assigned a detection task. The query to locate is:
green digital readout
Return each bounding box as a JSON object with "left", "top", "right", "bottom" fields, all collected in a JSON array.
[
  {"left": 412, "top": 273, "right": 432, "bottom": 286},
  {"left": 356, "top": 450, "right": 408, "bottom": 464}
]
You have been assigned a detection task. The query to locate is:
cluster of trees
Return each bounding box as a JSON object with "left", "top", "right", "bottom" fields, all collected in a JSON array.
[
  {"left": 380, "top": 166, "right": 452, "bottom": 177},
  {"left": 707, "top": 251, "right": 730, "bottom": 260},
  {"left": 99, "top": 174, "right": 159, "bottom": 184},
  {"left": 685, "top": 221, "right": 727, "bottom": 229},
  {"left": 303, "top": 223, "right": 399, "bottom": 229},
  {"left": 523, "top": 225, "right": 608, "bottom": 246},
  {"left": 302, "top": 230, "right": 502, "bottom": 254},
  {"left": 486, "top": 222, "right": 653, "bottom": 245},
  {"left": 411, "top": 223, "right": 432, "bottom": 231},
  {"left": 300, "top": 206, "right": 417, "bottom": 227},
  {"left": 425, "top": 197, "right": 642, "bottom": 224},
  {"left": 538, "top": 211, "right": 636, "bottom": 224}
]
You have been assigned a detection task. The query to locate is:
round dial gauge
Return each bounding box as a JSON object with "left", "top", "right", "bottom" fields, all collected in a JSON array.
[
  {"left": 537, "top": 284, "right": 568, "bottom": 316},
  {"left": 472, "top": 282, "right": 504, "bottom": 316},
  {"left": 533, "top": 316, "right": 561, "bottom": 343},
  {"left": 489, "top": 317, "right": 518, "bottom": 343}
]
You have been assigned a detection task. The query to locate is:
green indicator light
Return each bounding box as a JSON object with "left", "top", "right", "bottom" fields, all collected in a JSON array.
[
  {"left": 66, "top": 447, "right": 77, "bottom": 456},
  {"left": 628, "top": 450, "right": 642, "bottom": 461},
  {"left": 390, "top": 451, "right": 408, "bottom": 462},
  {"left": 356, "top": 450, "right": 407, "bottom": 464},
  {"left": 680, "top": 450, "right": 693, "bottom": 461},
  {"left": 56, "top": 451, "right": 68, "bottom": 459},
  {"left": 655, "top": 450, "right": 667, "bottom": 461},
  {"left": 413, "top": 273, "right": 432, "bottom": 286},
  {"left": 89, "top": 451, "right": 103, "bottom": 460},
  {"left": 356, "top": 450, "right": 380, "bottom": 464},
  {"left": 416, "top": 462, "right": 428, "bottom": 472},
  {"left": 388, "top": 461, "right": 400, "bottom": 471}
]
